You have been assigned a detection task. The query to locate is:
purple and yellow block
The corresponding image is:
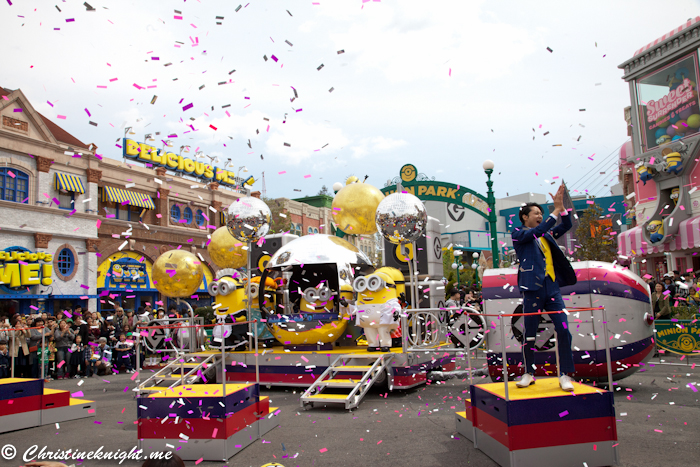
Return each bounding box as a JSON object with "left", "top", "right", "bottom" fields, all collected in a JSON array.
[
  {"left": 137, "top": 383, "right": 280, "bottom": 461},
  {"left": 455, "top": 378, "right": 619, "bottom": 467},
  {"left": 0, "top": 378, "right": 96, "bottom": 433}
]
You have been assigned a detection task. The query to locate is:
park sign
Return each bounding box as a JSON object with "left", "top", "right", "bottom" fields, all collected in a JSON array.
[
  {"left": 122, "top": 138, "right": 237, "bottom": 187},
  {"left": 381, "top": 164, "right": 491, "bottom": 219},
  {"left": 654, "top": 319, "right": 700, "bottom": 355}
]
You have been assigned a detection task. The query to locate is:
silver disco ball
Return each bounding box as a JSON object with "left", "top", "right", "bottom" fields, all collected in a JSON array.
[
  {"left": 375, "top": 192, "right": 427, "bottom": 245},
  {"left": 226, "top": 196, "right": 271, "bottom": 242}
]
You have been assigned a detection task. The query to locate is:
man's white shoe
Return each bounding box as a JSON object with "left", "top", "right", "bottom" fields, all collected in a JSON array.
[
  {"left": 516, "top": 373, "right": 535, "bottom": 388},
  {"left": 559, "top": 374, "right": 575, "bottom": 392}
]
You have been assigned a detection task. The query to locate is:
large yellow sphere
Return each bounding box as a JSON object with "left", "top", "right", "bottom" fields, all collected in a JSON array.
[
  {"left": 207, "top": 227, "right": 248, "bottom": 269},
  {"left": 152, "top": 249, "right": 204, "bottom": 298},
  {"left": 332, "top": 183, "right": 385, "bottom": 235}
]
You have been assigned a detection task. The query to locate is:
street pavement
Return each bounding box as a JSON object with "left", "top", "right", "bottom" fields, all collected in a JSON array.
[{"left": 0, "top": 354, "right": 697, "bottom": 467}]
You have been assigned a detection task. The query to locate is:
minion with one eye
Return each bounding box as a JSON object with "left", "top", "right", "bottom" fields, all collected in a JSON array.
[
  {"left": 353, "top": 271, "right": 402, "bottom": 352},
  {"left": 208, "top": 269, "right": 256, "bottom": 350},
  {"left": 635, "top": 162, "right": 654, "bottom": 185},
  {"left": 671, "top": 187, "right": 680, "bottom": 206},
  {"left": 664, "top": 152, "right": 683, "bottom": 175},
  {"left": 647, "top": 220, "right": 664, "bottom": 243}
]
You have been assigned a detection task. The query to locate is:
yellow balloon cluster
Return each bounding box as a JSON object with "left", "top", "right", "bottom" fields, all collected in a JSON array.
[
  {"left": 152, "top": 249, "right": 204, "bottom": 298},
  {"left": 331, "top": 182, "right": 385, "bottom": 235},
  {"left": 207, "top": 227, "right": 248, "bottom": 269}
]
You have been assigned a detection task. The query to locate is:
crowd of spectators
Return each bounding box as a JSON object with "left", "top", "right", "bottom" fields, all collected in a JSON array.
[{"left": 0, "top": 304, "right": 185, "bottom": 381}]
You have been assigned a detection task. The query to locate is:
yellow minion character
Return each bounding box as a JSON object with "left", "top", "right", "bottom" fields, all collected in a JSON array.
[
  {"left": 670, "top": 187, "right": 680, "bottom": 206},
  {"left": 647, "top": 220, "right": 664, "bottom": 243},
  {"left": 208, "top": 269, "right": 251, "bottom": 349},
  {"left": 635, "top": 162, "right": 653, "bottom": 185},
  {"left": 353, "top": 271, "right": 401, "bottom": 352},
  {"left": 664, "top": 152, "right": 683, "bottom": 175},
  {"left": 376, "top": 267, "right": 407, "bottom": 306}
]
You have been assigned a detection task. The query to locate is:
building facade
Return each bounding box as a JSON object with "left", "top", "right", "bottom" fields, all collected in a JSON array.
[
  {"left": 617, "top": 18, "right": 700, "bottom": 280},
  {"left": 0, "top": 87, "right": 99, "bottom": 316}
]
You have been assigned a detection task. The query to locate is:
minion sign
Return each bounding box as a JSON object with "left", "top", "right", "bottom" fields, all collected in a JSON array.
[{"left": 122, "top": 138, "right": 238, "bottom": 186}]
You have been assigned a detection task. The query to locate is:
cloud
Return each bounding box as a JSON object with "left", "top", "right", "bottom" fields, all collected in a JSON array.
[
  {"left": 350, "top": 136, "right": 407, "bottom": 159},
  {"left": 264, "top": 119, "right": 351, "bottom": 165}
]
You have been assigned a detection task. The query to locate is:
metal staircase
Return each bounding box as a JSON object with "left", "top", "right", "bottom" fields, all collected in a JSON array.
[
  {"left": 300, "top": 353, "right": 394, "bottom": 410},
  {"left": 137, "top": 353, "right": 219, "bottom": 396}
]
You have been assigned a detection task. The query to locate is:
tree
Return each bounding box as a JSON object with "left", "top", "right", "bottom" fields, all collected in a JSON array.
[
  {"left": 318, "top": 185, "right": 330, "bottom": 195},
  {"left": 442, "top": 248, "right": 477, "bottom": 295},
  {"left": 572, "top": 200, "right": 618, "bottom": 263},
  {"left": 262, "top": 197, "right": 292, "bottom": 234}
]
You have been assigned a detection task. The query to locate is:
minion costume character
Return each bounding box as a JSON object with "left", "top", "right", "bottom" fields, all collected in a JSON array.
[
  {"left": 670, "top": 188, "right": 680, "bottom": 206},
  {"left": 208, "top": 269, "right": 250, "bottom": 350},
  {"left": 250, "top": 276, "right": 277, "bottom": 345},
  {"left": 351, "top": 271, "right": 401, "bottom": 352},
  {"left": 648, "top": 220, "right": 664, "bottom": 243},
  {"left": 635, "top": 162, "right": 654, "bottom": 185},
  {"left": 664, "top": 152, "right": 683, "bottom": 175}
]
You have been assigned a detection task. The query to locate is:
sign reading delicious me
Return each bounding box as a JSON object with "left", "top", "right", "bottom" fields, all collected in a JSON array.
[
  {"left": 122, "top": 139, "right": 237, "bottom": 186},
  {"left": 0, "top": 247, "right": 53, "bottom": 293}
]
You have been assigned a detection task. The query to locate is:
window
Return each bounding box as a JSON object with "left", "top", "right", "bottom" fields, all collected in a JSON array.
[
  {"left": 57, "top": 248, "right": 75, "bottom": 276},
  {"left": 196, "top": 209, "right": 205, "bottom": 227},
  {"left": 291, "top": 223, "right": 302, "bottom": 236},
  {"left": 0, "top": 167, "right": 29, "bottom": 204},
  {"left": 171, "top": 205, "right": 181, "bottom": 221},
  {"left": 635, "top": 53, "right": 700, "bottom": 151},
  {"left": 313, "top": 227, "right": 319, "bottom": 234},
  {"left": 58, "top": 191, "right": 74, "bottom": 210},
  {"left": 308, "top": 226, "right": 314, "bottom": 234},
  {"left": 183, "top": 207, "right": 193, "bottom": 224}
]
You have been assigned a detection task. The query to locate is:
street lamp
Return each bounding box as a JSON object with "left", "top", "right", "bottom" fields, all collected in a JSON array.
[
  {"left": 472, "top": 251, "right": 480, "bottom": 289},
  {"left": 483, "top": 159, "right": 500, "bottom": 268},
  {"left": 451, "top": 251, "right": 464, "bottom": 292}
]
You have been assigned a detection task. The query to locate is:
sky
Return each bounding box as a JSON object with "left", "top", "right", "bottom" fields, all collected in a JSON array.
[{"left": 1, "top": 0, "right": 699, "bottom": 200}]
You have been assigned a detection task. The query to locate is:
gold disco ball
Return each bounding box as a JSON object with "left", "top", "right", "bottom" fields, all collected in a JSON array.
[
  {"left": 152, "top": 249, "right": 204, "bottom": 298},
  {"left": 208, "top": 227, "right": 248, "bottom": 269},
  {"left": 332, "top": 182, "right": 385, "bottom": 235}
]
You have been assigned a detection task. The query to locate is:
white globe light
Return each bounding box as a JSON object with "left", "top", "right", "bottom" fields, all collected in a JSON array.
[
  {"left": 471, "top": 263, "right": 477, "bottom": 270},
  {"left": 483, "top": 160, "right": 495, "bottom": 171},
  {"left": 451, "top": 263, "right": 458, "bottom": 270},
  {"left": 472, "top": 252, "right": 479, "bottom": 259},
  {"left": 332, "top": 182, "right": 344, "bottom": 193}
]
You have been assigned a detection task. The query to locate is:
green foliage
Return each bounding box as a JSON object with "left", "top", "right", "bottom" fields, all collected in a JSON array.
[
  {"left": 194, "top": 306, "right": 216, "bottom": 324},
  {"left": 318, "top": 185, "right": 330, "bottom": 195},
  {"left": 573, "top": 199, "right": 619, "bottom": 263},
  {"left": 263, "top": 196, "right": 292, "bottom": 234},
  {"left": 442, "top": 248, "right": 478, "bottom": 294}
]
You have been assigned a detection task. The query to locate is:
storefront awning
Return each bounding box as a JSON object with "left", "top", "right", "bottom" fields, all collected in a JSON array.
[
  {"left": 678, "top": 215, "right": 700, "bottom": 250},
  {"left": 618, "top": 224, "right": 687, "bottom": 257},
  {"left": 55, "top": 172, "right": 85, "bottom": 194},
  {"left": 103, "top": 186, "right": 155, "bottom": 210}
]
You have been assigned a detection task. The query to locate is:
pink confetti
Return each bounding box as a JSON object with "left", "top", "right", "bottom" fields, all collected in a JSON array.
[
  {"left": 96, "top": 219, "right": 102, "bottom": 228},
  {"left": 212, "top": 428, "right": 218, "bottom": 437},
  {"left": 183, "top": 103, "right": 193, "bottom": 111},
  {"left": 304, "top": 174, "right": 311, "bottom": 178},
  {"left": 689, "top": 384, "right": 698, "bottom": 393},
  {"left": 57, "top": 115, "right": 66, "bottom": 119},
  {"left": 7, "top": 171, "right": 15, "bottom": 178},
  {"left": 195, "top": 458, "right": 203, "bottom": 465},
  {"left": 278, "top": 171, "right": 286, "bottom": 175},
  {"left": 377, "top": 440, "right": 382, "bottom": 445},
  {"left": 449, "top": 68, "right": 452, "bottom": 76},
  {"left": 559, "top": 410, "right": 569, "bottom": 417},
  {"left": 130, "top": 371, "right": 139, "bottom": 381},
  {"left": 85, "top": 108, "right": 91, "bottom": 117},
  {"left": 319, "top": 448, "right": 328, "bottom": 453},
  {"left": 71, "top": 391, "right": 84, "bottom": 398}
]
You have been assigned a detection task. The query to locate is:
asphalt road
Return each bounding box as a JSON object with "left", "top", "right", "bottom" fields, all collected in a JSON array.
[{"left": 0, "top": 355, "right": 697, "bottom": 467}]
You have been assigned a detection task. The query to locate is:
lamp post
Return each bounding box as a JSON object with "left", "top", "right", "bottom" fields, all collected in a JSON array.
[
  {"left": 451, "top": 251, "right": 464, "bottom": 290},
  {"left": 483, "top": 160, "right": 500, "bottom": 268},
  {"left": 471, "top": 251, "right": 480, "bottom": 289}
]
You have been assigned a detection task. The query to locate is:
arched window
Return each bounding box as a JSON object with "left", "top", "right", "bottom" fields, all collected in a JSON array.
[
  {"left": 308, "top": 226, "right": 314, "bottom": 234},
  {"left": 183, "top": 207, "right": 193, "bottom": 224},
  {"left": 57, "top": 248, "right": 75, "bottom": 276},
  {"left": 196, "top": 209, "right": 205, "bottom": 227},
  {"left": 0, "top": 167, "right": 29, "bottom": 204},
  {"left": 170, "top": 205, "right": 181, "bottom": 221}
]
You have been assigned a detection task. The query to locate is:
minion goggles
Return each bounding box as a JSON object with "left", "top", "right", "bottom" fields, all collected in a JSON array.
[
  {"left": 207, "top": 280, "right": 259, "bottom": 298},
  {"left": 353, "top": 275, "right": 396, "bottom": 292}
]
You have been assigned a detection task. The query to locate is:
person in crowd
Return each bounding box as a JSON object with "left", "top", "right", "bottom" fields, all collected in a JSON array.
[
  {"left": 168, "top": 305, "right": 179, "bottom": 318},
  {"left": 47, "top": 335, "right": 57, "bottom": 380},
  {"left": 652, "top": 282, "right": 673, "bottom": 320},
  {"left": 39, "top": 333, "right": 52, "bottom": 381},
  {"left": 127, "top": 309, "right": 138, "bottom": 329},
  {"left": 113, "top": 332, "right": 135, "bottom": 373},
  {"left": 29, "top": 318, "right": 51, "bottom": 378},
  {"left": 55, "top": 310, "right": 65, "bottom": 322},
  {"left": 9, "top": 317, "right": 30, "bottom": 377},
  {"left": 69, "top": 335, "right": 88, "bottom": 378},
  {"left": 445, "top": 289, "right": 461, "bottom": 308},
  {"left": 662, "top": 274, "right": 676, "bottom": 298},
  {"left": 113, "top": 307, "right": 128, "bottom": 334},
  {"left": 86, "top": 317, "right": 101, "bottom": 342},
  {"left": 54, "top": 320, "right": 75, "bottom": 379},
  {"left": 143, "top": 304, "right": 154, "bottom": 319},
  {"left": 46, "top": 314, "right": 57, "bottom": 331},
  {"left": 89, "top": 337, "right": 112, "bottom": 376},
  {"left": 0, "top": 343, "right": 9, "bottom": 379}
]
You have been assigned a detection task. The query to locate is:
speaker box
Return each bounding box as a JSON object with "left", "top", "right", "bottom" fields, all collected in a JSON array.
[
  {"left": 382, "top": 216, "right": 442, "bottom": 279},
  {"left": 250, "top": 233, "right": 299, "bottom": 272}
]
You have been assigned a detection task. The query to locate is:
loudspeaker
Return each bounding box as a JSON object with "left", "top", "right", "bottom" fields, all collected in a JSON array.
[
  {"left": 382, "top": 216, "right": 442, "bottom": 279},
  {"left": 250, "top": 233, "right": 299, "bottom": 272}
]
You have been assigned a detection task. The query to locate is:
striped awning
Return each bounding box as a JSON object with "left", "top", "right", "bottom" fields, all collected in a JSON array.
[
  {"left": 633, "top": 17, "right": 700, "bottom": 57},
  {"left": 103, "top": 186, "right": 155, "bottom": 210},
  {"left": 55, "top": 172, "right": 85, "bottom": 194},
  {"left": 618, "top": 224, "right": 687, "bottom": 257}
]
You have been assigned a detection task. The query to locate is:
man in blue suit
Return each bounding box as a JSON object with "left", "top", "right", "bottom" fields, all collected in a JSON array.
[{"left": 511, "top": 184, "right": 577, "bottom": 392}]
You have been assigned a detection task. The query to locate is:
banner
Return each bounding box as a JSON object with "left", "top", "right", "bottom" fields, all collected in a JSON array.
[{"left": 654, "top": 319, "right": 700, "bottom": 355}]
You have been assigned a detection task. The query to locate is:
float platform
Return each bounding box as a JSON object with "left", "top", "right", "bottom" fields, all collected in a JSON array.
[
  {"left": 455, "top": 378, "right": 619, "bottom": 467},
  {"left": 195, "top": 345, "right": 456, "bottom": 389},
  {"left": 137, "top": 383, "right": 280, "bottom": 461},
  {"left": 0, "top": 378, "right": 96, "bottom": 433}
]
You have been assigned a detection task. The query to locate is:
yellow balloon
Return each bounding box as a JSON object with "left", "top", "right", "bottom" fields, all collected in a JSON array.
[
  {"left": 332, "top": 183, "right": 385, "bottom": 235},
  {"left": 207, "top": 227, "right": 248, "bottom": 269},
  {"left": 346, "top": 175, "right": 359, "bottom": 185},
  {"left": 152, "top": 249, "right": 204, "bottom": 298}
]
